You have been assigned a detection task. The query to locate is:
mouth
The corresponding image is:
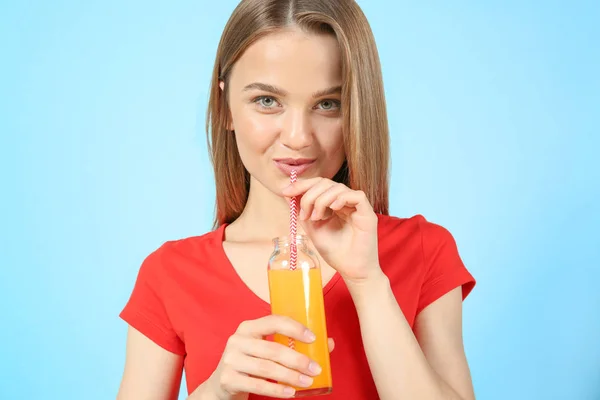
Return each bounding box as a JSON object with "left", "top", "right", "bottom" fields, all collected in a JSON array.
[{"left": 274, "top": 158, "right": 316, "bottom": 176}]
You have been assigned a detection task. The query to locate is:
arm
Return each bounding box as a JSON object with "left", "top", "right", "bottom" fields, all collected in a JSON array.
[
  {"left": 117, "top": 326, "right": 185, "bottom": 400},
  {"left": 347, "top": 271, "right": 475, "bottom": 400}
]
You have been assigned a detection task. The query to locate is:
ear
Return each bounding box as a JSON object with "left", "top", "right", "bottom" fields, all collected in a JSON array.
[{"left": 218, "top": 80, "right": 234, "bottom": 132}]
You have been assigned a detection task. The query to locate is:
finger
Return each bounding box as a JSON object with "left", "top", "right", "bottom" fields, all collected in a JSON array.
[
  {"left": 220, "top": 370, "right": 297, "bottom": 398},
  {"left": 235, "top": 355, "right": 315, "bottom": 389},
  {"left": 236, "top": 315, "right": 316, "bottom": 343},
  {"left": 236, "top": 337, "right": 322, "bottom": 377},
  {"left": 329, "top": 190, "right": 373, "bottom": 216},
  {"left": 298, "top": 179, "right": 338, "bottom": 221},
  {"left": 328, "top": 337, "right": 335, "bottom": 353},
  {"left": 309, "top": 183, "right": 348, "bottom": 221}
]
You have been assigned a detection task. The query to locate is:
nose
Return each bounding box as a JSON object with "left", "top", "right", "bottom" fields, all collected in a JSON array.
[{"left": 279, "top": 109, "right": 313, "bottom": 150}]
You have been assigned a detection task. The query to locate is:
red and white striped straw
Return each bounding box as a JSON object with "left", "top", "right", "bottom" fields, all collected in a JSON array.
[
  {"left": 288, "top": 170, "right": 299, "bottom": 350},
  {"left": 289, "top": 170, "right": 298, "bottom": 271}
]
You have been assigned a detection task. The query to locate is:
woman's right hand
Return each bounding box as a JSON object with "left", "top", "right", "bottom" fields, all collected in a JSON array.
[{"left": 202, "top": 315, "right": 334, "bottom": 400}]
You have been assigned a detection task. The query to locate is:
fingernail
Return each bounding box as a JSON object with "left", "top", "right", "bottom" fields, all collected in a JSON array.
[
  {"left": 309, "top": 361, "right": 322, "bottom": 375},
  {"left": 299, "top": 374, "right": 314, "bottom": 387},
  {"left": 310, "top": 210, "right": 318, "bottom": 220},
  {"left": 283, "top": 387, "right": 296, "bottom": 396},
  {"left": 305, "top": 329, "right": 316, "bottom": 342}
]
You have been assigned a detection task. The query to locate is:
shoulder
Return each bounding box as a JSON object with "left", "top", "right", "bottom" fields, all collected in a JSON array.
[
  {"left": 377, "top": 214, "right": 475, "bottom": 314},
  {"left": 137, "top": 225, "right": 225, "bottom": 281},
  {"left": 119, "top": 229, "right": 227, "bottom": 356},
  {"left": 376, "top": 213, "right": 456, "bottom": 246},
  {"left": 145, "top": 230, "right": 218, "bottom": 261},
  {"left": 376, "top": 213, "right": 468, "bottom": 280}
]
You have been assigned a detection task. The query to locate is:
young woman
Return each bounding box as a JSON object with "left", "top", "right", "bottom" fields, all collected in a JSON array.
[{"left": 117, "top": 1, "right": 476, "bottom": 399}]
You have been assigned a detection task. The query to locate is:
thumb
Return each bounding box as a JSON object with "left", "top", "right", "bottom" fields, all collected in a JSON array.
[{"left": 327, "top": 337, "right": 335, "bottom": 353}]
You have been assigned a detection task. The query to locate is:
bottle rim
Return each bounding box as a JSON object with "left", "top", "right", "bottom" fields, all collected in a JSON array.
[{"left": 272, "top": 234, "right": 309, "bottom": 246}]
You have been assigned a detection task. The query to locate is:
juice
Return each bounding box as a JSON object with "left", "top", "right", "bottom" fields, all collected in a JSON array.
[{"left": 268, "top": 268, "right": 332, "bottom": 396}]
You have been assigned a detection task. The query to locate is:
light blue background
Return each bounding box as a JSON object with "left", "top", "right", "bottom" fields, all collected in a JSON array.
[{"left": 1, "top": 1, "right": 598, "bottom": 399}]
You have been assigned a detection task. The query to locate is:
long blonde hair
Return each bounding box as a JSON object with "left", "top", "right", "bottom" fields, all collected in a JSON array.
[{"left": 206, "top": 0, "right": 390, "bottom": 228}]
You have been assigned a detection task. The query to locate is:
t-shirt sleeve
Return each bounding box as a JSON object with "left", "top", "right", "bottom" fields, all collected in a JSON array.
[
  {"left": 119, "top": 244, "right": 186, "bottom": 356},
  {"left": 416, "top": 218, "right": 476, "bottom": 315}
]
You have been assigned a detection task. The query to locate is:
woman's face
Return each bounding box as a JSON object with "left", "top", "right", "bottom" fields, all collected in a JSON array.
[{"left": 223, "top": 28, "right": 345, "bottom": 196}]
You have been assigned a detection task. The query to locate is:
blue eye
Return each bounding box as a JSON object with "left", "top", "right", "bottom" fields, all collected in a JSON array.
[
  {"left": 317, "top": 100, "right": 341, "bottom": 111},
  {"left": 254, "top": 96, "right": 278, "bottom": 108}
]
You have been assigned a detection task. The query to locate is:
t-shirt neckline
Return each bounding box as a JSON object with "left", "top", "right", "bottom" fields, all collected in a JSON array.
[{"left": 213, "top": 223, "right": 343, "bottom": 312}]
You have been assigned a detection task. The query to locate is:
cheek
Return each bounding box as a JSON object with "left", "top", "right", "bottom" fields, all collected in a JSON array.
[
  {"left": 314, "top": 118, "right": 344, "bottom": 155},
  {"left": 232, "top": 107, "right": 278, "bottom": 153}
]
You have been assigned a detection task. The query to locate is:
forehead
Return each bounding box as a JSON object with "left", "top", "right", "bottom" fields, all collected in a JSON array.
[{"left": 230, "top": 28, "right": 342, "bottom": 92}]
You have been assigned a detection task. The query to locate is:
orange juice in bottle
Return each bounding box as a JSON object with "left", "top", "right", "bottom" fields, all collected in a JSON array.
[{"left": 268, "top": 235, "right": 332, "bottom": 397}]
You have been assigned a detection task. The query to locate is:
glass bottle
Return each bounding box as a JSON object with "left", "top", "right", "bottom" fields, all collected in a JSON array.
[{"left": 268, "top": 235, "right": 332, "bottom": 397}]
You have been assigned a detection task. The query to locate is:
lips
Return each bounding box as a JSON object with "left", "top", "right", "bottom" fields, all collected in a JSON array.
[{"left": 274, "top": 158, "right": 316, "bottom": 176}]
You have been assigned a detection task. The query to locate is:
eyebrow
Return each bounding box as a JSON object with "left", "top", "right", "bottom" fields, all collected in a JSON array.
[{"left": 242, "top": 82, "right": 342, "bottom": 98}]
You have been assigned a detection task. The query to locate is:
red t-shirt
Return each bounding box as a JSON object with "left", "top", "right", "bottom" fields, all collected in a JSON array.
[{"left": 120, "top": 214, "right": 475, "bottom": 399}]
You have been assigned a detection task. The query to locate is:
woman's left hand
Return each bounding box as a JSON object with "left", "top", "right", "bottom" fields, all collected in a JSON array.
[{"left": 282, "top": 178, "right": 381, "bottom": 284}]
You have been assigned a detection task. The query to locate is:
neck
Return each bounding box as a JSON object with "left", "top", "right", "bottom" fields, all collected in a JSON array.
[{"left": 227, "top": 176, "right": 303, "bottom": 242}]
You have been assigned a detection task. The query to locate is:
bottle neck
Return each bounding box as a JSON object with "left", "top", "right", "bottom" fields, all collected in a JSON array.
[{"left": 273, "top": 235, "right": 309, "bottom": 251}]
